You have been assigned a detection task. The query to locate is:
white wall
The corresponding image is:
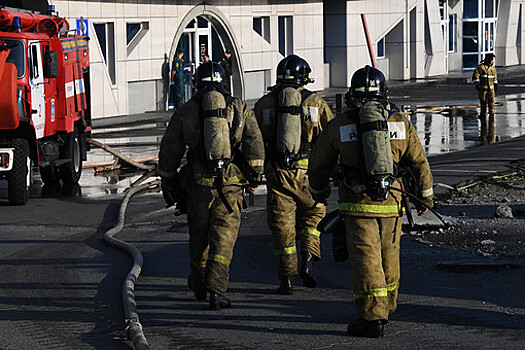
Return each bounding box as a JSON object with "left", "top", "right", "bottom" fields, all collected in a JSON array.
[{"left": 51, "top": 0, "right": 327, "bottom": 118}]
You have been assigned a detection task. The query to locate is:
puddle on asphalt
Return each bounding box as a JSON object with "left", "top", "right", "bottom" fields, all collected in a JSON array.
[{"left": 411, "top": 93, "right": 525, "bottom": 155}]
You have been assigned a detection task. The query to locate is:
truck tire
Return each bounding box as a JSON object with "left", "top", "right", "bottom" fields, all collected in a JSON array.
[
  {"left": 8, "top": 138, "right": 31, "bottom": 205},
  {"left": 59, "top": 128, "right": 82, "bottom": 184}
]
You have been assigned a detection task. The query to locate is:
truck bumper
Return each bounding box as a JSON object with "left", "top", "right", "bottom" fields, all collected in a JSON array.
[{"left": 0, "top": 148, "right": 14, "bottom": 171}]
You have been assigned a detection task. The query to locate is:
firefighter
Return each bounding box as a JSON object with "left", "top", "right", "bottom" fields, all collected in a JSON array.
[
  {"left": 253, "top": 55, "right": 334, "bottom": 295},
  {"left": 308, "top": 66, "right": 433, "bottom": 337},
  {"left": 159, "top": 62, "right": 265, "bottom": 310},
  {"left": 472, "top": 53, "right": 498, "bottom": 144},
  {"left": 170, "top": 49, "right": 185, "bottom": 110}
]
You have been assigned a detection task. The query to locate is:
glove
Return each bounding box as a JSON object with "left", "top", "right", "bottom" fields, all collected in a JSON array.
[
  {"left": 161, "top": 176, "right": 177, "bottom": 207},
  {"left": 332, "top": 221, "right": 349, "bottom": 263},
  {"left": 475, "top": 83, "right": 480, "bottom": 91},
  {"left": 310, "top": 185, "right": 330, "bottom": 205},
  {"left": 494, "top": 83, "right": 498, "bottom": 93},
  {"left": 161, "top": 175, "right": 187, "bottom": 215}
]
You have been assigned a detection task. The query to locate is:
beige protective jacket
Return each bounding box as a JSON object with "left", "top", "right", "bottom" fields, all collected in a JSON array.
[
  {"left": 159, "top": 94, "right": 265, "bottom": 186},
  {"left": 472, "top": 63, "right": 498, "bottom": 90},
  {"left": 253, "top": 86, "right": 334, "bottom": 171},
  {"left": 308, "top": 105, "right": 433, "bottom": 218}
]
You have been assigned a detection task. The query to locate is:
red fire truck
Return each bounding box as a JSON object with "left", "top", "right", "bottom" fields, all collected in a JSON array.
[{"left": 0, "top": 8, "right": 91, "bottom": 205}]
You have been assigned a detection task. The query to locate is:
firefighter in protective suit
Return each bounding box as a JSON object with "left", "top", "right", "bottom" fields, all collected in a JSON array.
[
  {"left": 308, "top": 66, "right": 433, "bottom": 337},
  {"left": 472, "top": 53, "right": 498, "bottom": 144},
  {"left": 159, "top": 62, "right": 265, "bottom": 310},
  {"left": 254, "top": 55, "right": 333, "bottom": 295}
]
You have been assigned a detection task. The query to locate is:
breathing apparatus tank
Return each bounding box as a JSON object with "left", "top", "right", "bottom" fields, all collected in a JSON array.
[
  {"left": 276, "top": 86, "right": 303, "bottom": 168},
  {"left": 201, "top": 90, "right": 231, "bottom": 175}
]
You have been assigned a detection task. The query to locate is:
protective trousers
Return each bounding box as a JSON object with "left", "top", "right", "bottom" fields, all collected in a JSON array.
[
  {"left": 266, "top": 168, "right": 325, "bottom": 279},
  {"left": 345, "top": 216, "right": 402, "bottom": 321},
  {"left": 479, "top": 89, "right": 495, "bottom": 117},
  {"left": 187, "top": 184, "right": 242, "bottom": 295}
]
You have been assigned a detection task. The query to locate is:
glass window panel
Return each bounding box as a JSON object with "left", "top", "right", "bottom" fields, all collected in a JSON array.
[
  {"left": 253, "top": 17, "right": 262, "bottom": 36},
  {"left": 94, "top": 23, "right": 107, "bottom": 62},
  {"left": 186, "top": 20, "right": 195, "bottom": 29},
  {"left": 463, "top": 54, "right": 479, "bottom": 69},
  {"left": 4, "top": 39, "right": 25, "bottom": 78},
  {"left": 197, "top": 16, "right": 208, "bottom": 28},
  {"left": 278, "top": 16, "right": 285, "bottom": 56},
  {"left": 463, "top": 21, "right": 478, "bottom": 36},
  {"left": 377, "top": 38, "right": 385, "bottom": 57},
  {"left": 464, "top": 0, "right": 478, "bottom": 19},
  {"left": 449, "top": 15, "right": 456, "bottom": 52},
  {"left": 485, "top": 0, "right": 494, "bottom": 18},
  {"left": 126, "top": 23, "right": 141, "bottom": 45},
  {"left": 463, "top": 36, "right": 479, "bottom": 52}
]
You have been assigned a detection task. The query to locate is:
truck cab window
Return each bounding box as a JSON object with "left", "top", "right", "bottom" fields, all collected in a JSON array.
[
  {"left": 31, "top": 45, "right": 39, "bottom": 80},
  {"left": 2, "top": 38, "right": 25, "bottom": 78}
]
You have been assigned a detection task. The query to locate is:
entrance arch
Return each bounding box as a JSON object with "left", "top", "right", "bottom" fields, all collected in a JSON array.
[{"left": 169, "top": 5, "right": 245, "bottom": 99}]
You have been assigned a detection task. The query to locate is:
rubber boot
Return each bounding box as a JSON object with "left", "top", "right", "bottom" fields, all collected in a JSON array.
[
  {"left": 209, "top": 292, "right": 232, "bottom": 310},
  {"left": 300, "top": 252, "right": 317, "bottom": 288},
  {"left": 276, "top": 277, "right": 293, "bottom": 295},
  {"left": 347, "top": 319, "right": 386, "bottom": 338},
  {"left": 187, "top": 274, "right": 207, "bottom": 300}
]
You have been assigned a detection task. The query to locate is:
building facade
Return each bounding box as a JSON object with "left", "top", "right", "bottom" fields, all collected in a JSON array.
[{"left": 31, "top": 0, "right": 525, "bottom": 118}]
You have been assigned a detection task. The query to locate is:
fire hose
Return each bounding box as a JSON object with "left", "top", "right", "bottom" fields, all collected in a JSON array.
[
  {"left": 88, "top": 137, "right": 160, "bottom": 349},
  {"left": 103, "top": 175, "right": 159, "bottom": 350}
]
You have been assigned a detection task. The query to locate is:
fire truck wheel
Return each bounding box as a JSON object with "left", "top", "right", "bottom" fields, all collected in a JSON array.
[
  {"left": 59, "top": 128, "right": 82, "bottom": 184},
  {"left": 8, "top": 138, "right": 31, "bottom": 205}
]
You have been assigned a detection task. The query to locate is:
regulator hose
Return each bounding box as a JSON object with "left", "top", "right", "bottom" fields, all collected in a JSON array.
[{"left": 103, "top": 178, "right": 160, "bottom": 350}]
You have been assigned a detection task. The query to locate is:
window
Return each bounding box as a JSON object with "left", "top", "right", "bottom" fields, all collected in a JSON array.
[
  {"left": 3, "top": 39, "right": 25, "bottom": 78},
  {"left": 126, "top": 22, "right": 149, "bottom": 55},
  {"left": 463, "top": 0, "right": 478, "bottom": 19},
  {"left": 377, "top": 37, "right": 385, "bottom": 58},
  {"left": 448, "top": 15, "right": 457, "bottom": 52},
  {"left": 127, "top": 23, "right": 141, "bottom": 45},
  {"left": 278, "top": 16, "right": 293, "bottom": 56},
  {"left": 94, "top": 23, "right": 116, "bottom": 85},
  {"left": 253, "top": 16, "right": 271, "bottom": 43}
]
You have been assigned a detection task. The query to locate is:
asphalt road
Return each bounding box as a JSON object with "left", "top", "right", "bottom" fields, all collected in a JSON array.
[{"left": 0, "top": 79, "right": 524, "bottom": 349}]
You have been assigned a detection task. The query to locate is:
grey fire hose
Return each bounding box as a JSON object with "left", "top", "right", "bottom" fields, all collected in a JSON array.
[{"left": 103, "top": 178, "right": 160, "bottom": 350}]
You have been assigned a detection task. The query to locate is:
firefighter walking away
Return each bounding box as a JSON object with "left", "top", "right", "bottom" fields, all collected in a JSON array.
[
  {"left": 254, "top": 54, "right": 334, "bottom": 295},
  {"left": 308, "top": 65, "right": 433, "bottom": 337},
  {"left": 158, "top": 61, "right": 265, "bottom": 310}
]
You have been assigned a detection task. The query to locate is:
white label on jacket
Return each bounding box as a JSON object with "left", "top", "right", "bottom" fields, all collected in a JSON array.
[
  {"left": 340, "top": 124, "right": 359, "bottom": 142},
  {"left": 388, "top": 122, "right": 406, "bottom": 140},
  {"left": 262, "top": 108, "right": 274, "bottom": 125},
  {"left": 303, "top": 106, "right": 319, "bottom": 122}
]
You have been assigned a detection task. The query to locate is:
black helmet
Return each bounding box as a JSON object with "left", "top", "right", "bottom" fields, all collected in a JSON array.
[
  {"left": 483, "top": 53, "right": 495, "bottom": 64},
  {"left": 195, "top": 62, "right": 226, "bottom": 90},
  {"left": 348, "top": 65, "right": 388, "bottom": 100},
  {"left": 276, "top": 54, "right": 314, "bottom": 86}
]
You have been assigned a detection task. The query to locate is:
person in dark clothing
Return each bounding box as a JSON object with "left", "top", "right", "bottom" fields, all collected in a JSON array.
[
  {"left": 219, "top": 49, "right": 233, "bottom": 93},
  {"left": 170, "top": 49, "right": 185, "bottom": 110}
]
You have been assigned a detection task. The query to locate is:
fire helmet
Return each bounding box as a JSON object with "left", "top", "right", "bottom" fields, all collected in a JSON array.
[
  {"left": 348, "top": 65, "right": 388, "bottom": 100},
  {"left": 276, "top": 54, "right": 314, "bottom": 86},
  {"left": 195, "top": 61, "right": 226, "bottom": 90}
]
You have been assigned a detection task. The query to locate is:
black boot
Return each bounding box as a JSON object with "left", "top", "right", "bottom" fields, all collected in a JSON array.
[
  {"left": 347, "top": 320, "right": 386, "bottom": 338},
  {"left": 187, "top": 274, "right": 207, "bottom": 300},
  {"left": 276, "top": 277, "right": 293, "bottom": 295},
  {"left": 300, "top": 252, "right": 317, "bottom": 288},
  {"left": 209, "top": 292, "right": 231, "bottom": 310}
]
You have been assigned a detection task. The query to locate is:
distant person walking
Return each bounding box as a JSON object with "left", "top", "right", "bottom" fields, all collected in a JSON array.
[
  {"left": 472, "top": 53, "right": 498, "bottom": 144},
  {"left": 219, "top": 49, "right": 233, "bottom": 93}
]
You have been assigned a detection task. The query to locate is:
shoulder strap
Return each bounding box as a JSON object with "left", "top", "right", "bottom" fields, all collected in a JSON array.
[{"left": 300, "top": 89, "right": 314, "bottom": 103}]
